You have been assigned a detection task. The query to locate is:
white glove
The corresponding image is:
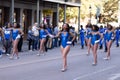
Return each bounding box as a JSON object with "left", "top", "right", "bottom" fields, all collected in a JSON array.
[
  {"left": 49, "top": 34, "right": 54, "bottom": 38},
  {"left": 95, "top": 40, "right": 100, "bottom": 43},
  {"left": 67, "top": 41, "right": 72, "bottom": 45}
]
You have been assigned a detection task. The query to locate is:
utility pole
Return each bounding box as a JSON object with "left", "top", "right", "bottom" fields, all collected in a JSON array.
[
  {"left": 37, "top": 0, "right": 40, "bottom": 26},
  {"left": 89, "top": 5, "right": 92, "bottom": 24}
]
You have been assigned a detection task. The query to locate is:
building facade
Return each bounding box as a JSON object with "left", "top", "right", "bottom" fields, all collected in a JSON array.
[{"left": 0, "top": 0, "right": 80, "bottom": 35}]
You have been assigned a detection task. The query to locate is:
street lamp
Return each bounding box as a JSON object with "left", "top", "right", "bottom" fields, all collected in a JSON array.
[{"left": 89, "top": 5, "right": 92, "bottom": 24}]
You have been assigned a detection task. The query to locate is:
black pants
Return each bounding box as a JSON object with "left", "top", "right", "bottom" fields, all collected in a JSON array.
[
  {"left": 18, "top": 37, "right": 23, "bottom": 52},
  {"left": 3, "top": 39, "right": 12, "bottom": 54},
  {"left": 44, "top": 37, "right": 48, "bottom": 52},
  {"left": 28, "top": 39, "right": 33, "bottom": 50}
]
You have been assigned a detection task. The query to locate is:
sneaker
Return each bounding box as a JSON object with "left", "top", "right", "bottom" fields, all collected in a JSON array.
[
  {"left": 6, "top": 54, "right": 10, "bottom": 56},
  {"left": 104, "top": 57, "right": 110, "bottom": 60},
  {"left": 14, "top": 57, "right": 20, "bottom": 60},
  {"left": 37, "top": 53, "right": 40, "bottom": 56},
  {"left": 40, "top": 51, "right": 46, "bottom": 56},
  {"left": 9, "top": 56, "right": 14, "bottom": 60},
  {"left": 92, "top": 63, "right": 97, "bottom": 66},
  {"left": 86, "top": 53, "right": 90, "bottom": 56},
  {"left": 29, "top": 50, "right": 32, "bottom": 52},
  {"left": 61, "top": 68, "right": 67, "bottom": 72},
  {"left": 103, "top": 57, "right": 108, "bottom": 60},
  {"left": 32, "top": 49, "right": 35, "bottom": 51}
]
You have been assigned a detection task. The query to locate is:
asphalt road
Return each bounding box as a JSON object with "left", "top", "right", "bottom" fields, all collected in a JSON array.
[{"left": 0, "top": 44, "right": 120, "bottom": 80}]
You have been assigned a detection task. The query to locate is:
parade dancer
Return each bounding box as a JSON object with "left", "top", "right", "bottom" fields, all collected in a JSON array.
[
  {"left": 55, "top": 23, "right": 75, "bottom": 72},
  {"left": 85, "top": 23, "right": 92, "bottom": 55},
  {"left": 9, "top": 23, "right": 24, "bottom": 59},
  {"left": 103, "top": 26, "right": 107, "bottom": 52},
  {"left": 79, "top": 25, "right": 85, "bottom": 49},
  {"left": 99, "top": 25, "right": 104, "bottom": 49},
  {"left": 104, "top": 25, "right": 114, "bottom": 60},
  {"left": 37, "top": 24, "right": 53, "bottom": 56},
  {"left": 3, "top": 23, "right": 12, "bottom": 56},
  {"left": 115, "top": 27, "right": 120, "bottom": 47},
  {"left": 37, "top": 24, "right": 47, "bottom": 56},
  {"left": 91, "top": 25, "right": 102, "bottom": 66}
]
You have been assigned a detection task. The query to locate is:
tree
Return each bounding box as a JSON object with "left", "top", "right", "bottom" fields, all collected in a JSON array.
[
  {"left": 80, "top": 0, "right": 103, "bottom": 23},
  {"left": 58, "top": 0, "right": 119, "bottom": 24},
  {"left": 80, "top": 0, "right": 119, "bottom": 23},
  {"left": 43, "top": 9, "right": 53, "bottom": 16},
  {"left": 59, "top": 7, "right": 78, "bottom": 23},
  {"left": 102, "top": 0, "right": 118, "bottom": 23},
  {"left": 59, "top": 7, "right": 64, "bottom": 22}
]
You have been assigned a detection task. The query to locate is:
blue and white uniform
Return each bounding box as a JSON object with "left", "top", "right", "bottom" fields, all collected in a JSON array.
[
  {"left": 99, "top": 28, "right": 104, "bottom": 47},
  {"left": 79, "top": 28, "right": 85, "bottom": 47},
  {"left": 3, "top": 28, "right": 12, "bottom": 54},
  {"left": 115, "top": 29, "right": 120, "bottom": 46},
  {"left": 47, "top": 28, "right": 52, "bottom": 34},
  {"left": 60, "top": 32, "right": 70, "bottom": 48},
  {"left": 39, "top": 29, "right": 47, "bottom": 39},
  {"left": 103, "top": 28, "right": 107, "bottom": 49},
  {"left": 91, "top": 31, "right": 100, "bottom": 46},
  {"left": 12, "top": 29, "right": 20, "bottom": 40},
  {"left": 86, "top": 28, "right": 92, "bottom": 39},
  {"left": 4, "top": 29, "right": 12, "bottom": 40},
  {"left": 106, "top": 31, "right": 113, "bottom": 42}
]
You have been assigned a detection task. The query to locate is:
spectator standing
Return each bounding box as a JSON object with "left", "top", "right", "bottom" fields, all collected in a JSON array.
[
  {"left": 17, "top": 24, "right": 24, "bottom": 52},
  {"left": 0, "top": 27, "right": 4, "bottom": 57},
  {"left": 54, "top": 25, "right": 59, "bottom": 47},
  {"left": 32, "top": 23, "right": 39, "bottom": 50},
  {"left": 27, "top": 26, "right": 33, "bottom": 51},
  {"left": 3, "top": 23, "right": 13, "bottom": 56},
  {"left": 46, "top": 24, "right": 53, "bottom": 49}
]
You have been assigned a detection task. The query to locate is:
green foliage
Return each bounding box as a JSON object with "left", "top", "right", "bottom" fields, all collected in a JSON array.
[
  {"left": 59, "top": 7, "right": 78, "bottom": 22},
  {"left": 59, "top": 7, "right": 64, "bottom": 22},
  {"left": 80, "top": 0, "right": 103, "bottom": 20},
  {"left": 102, "top": 0, "right": 118, "bottom": 22},
  {"left": 43, "top": 9, "right": 53, "bottom": 16},
  {"left": 58, "top": 0, "right": 119, "bottom": 23}
]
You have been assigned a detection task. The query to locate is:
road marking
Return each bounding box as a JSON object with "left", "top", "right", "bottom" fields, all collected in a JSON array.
[
  {"left": 108, "top": 73, "right": 120, "bottom": 80},
  {"left": 0, "top": 53, "right": 85, "bottom": 69},
  {"left": 73, "top": 66, "right": 116, "bottom": 80}
]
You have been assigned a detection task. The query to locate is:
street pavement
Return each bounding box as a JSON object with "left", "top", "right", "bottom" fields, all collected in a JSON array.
[{"left": 0, "top": 42, "right": 120, "bottom": 80}]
